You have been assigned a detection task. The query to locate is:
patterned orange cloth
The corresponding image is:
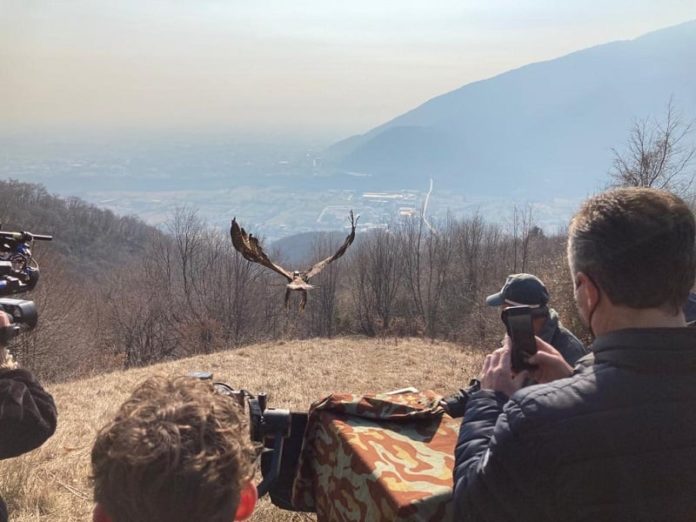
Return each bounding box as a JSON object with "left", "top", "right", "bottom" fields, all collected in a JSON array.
[{"left": 292, "top": 391, "right": 461, "bottom": 521}]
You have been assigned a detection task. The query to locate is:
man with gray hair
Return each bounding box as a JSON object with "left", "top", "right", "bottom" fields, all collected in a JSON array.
[{"left": 453, "top": 188, "right": 696, "bottom": 521}]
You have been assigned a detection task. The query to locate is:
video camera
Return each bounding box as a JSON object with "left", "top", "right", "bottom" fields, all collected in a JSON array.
[
  {"left": 0, "top": 227, "right": 52, "bottom": 344},
  {"left": 190, "top": 371, "right": 310, "bottom": 510},
  {"left": 0, "top": 299, "right": 38, "bottom": 344}
]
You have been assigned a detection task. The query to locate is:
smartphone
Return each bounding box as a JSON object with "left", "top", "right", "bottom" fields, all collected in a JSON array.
[{"left": 501, "top": 305, "right": 538, "bottom": 373}]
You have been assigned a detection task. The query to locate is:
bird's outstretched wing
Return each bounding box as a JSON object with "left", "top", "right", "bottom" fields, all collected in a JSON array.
[
  {"left": 305, "top": 210, "right": 358, "bottom": 279},
  {"left": 230, "top": 218, "right": 293, "bottom": 282}
]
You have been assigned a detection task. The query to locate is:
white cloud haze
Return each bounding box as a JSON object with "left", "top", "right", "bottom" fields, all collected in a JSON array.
[{"left": 1, "top": 0, "right": 694, "bottom": 138}]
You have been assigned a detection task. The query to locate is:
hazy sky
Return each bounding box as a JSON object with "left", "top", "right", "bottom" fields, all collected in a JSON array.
[{"left": 1, "top": 1, "right": 694, "bottom": 139}]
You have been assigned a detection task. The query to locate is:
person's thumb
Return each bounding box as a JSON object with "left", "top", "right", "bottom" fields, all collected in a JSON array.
[
  {"left": 527, "top": 350, "right": 559, "bottom": 366},
  {"left": 534, "top": 336, "right": 561, "bottom": 355},
  {"left": 512, "top": 369, "right": 529, "bottom": 386},
  {"left": 528, "top": 350, "right": 573, "bottom": 382}
]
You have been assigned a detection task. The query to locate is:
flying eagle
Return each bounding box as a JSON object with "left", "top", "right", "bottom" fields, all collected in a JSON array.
[{"left": 230, "top": 211, "right": 358, "bottom": 310}]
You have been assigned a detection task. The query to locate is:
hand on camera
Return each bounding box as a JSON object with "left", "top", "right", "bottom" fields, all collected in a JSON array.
[
  {"left": 526, "top": 337, "right": 573, "bottom": 383},
  {"left": 480, "top": 338, "right": 527, "bottom": 398},
  {"left": 0, "top": 312, "right": 11, "bottom": 328}
]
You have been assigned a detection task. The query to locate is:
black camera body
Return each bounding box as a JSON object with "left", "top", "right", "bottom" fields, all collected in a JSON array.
[
  {"left": 0, "top": 227, "right": 52, "bottom": 344},
  {"left": 0, "top": 299, "right": 39, "bottom": 344},
  {"left": 0, "top": 229, "right": 50, "bottom": 296},
  {"left": 0, "top": 298, "right": 38, "bottom": 328},
  {"left": 190, "top": 372, "right": 310, "bottom": 510},
  {"left": 0, "top": 261, "right": 37, "bottom": 295}
]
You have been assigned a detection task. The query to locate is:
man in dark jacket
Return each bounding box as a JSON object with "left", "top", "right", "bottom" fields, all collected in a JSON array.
[
  {"left": 453, "top": 188, "right": 696, "bottom": 521},
  {"left": 0, "top": 311, "right": 57, "bottom": 522},
  {"left": 486, "top": 273, "right": 587, "bottom": 365}
]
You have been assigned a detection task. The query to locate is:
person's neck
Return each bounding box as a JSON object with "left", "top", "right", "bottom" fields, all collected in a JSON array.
[{"left": 594, "top": 305, "right": 686, "bottom": 336}]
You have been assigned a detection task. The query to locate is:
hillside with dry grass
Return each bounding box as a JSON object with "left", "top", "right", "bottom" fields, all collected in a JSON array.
[{"left": 0, "top": 337, "right": 485, "bottom": 522}]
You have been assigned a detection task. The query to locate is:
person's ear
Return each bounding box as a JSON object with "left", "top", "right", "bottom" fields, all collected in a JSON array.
[
  {"left": 234, "top": 482, "right": 257, "bottom": 521},
  {"left": 575, "top": 272, "right": 599, "bottom": 310},
  {"left": 93, "top": 504, "right": 112, "bottom": 522}
]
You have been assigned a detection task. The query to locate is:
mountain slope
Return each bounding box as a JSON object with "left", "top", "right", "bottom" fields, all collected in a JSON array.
[{"left": 327, "top": 21, "right": 696, "bottom": 196}]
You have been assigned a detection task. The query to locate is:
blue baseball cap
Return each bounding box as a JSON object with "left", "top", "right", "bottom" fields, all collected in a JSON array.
[{"left": 486, "top": 273, "right": 550, "bottom": 308}]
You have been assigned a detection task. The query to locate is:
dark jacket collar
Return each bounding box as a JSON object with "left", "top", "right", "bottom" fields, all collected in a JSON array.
[{"left": 590, "top": 328, "right": 696, "bottom": 373}]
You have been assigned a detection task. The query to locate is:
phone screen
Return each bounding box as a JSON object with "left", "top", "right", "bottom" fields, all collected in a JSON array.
[{"left": 501, "top": 306, "right": 538, "bottom": 373}]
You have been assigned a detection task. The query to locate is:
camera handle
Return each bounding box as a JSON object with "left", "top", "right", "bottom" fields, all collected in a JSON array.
[
  {"left": 249, "top": 396, "right": 292, "bottom": 498},
  {"left": 257, "top": 430, "right": 286, "bottom": 498},
  {"left": 0, "top": 325, "right": 20, "bottom": 345}
]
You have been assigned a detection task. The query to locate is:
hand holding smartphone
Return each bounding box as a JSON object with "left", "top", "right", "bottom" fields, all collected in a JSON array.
[{"left": 501, "top": 305, "right": 538, "bottom": 373}]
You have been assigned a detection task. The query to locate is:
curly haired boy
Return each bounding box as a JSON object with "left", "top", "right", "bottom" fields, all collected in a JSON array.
[{"left": 91, "top": 375, "right": 257, "bottom": 522}]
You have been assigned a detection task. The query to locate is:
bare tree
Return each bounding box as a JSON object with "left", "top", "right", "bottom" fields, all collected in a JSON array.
[
  {"left": 424, "top": 220, "right": 455, "bottom": 339},
  {"left": 306, "top": 235, "right": 341, "bottom": 337},
  {"left": 349, "top": 229, "right": 401, "bottom": 334},
  {"left": 508, "top": 204, "right": 536, "bottom": 273},
  {"left": 442, "top": 216, "right": 484, "bottom": 340},
  {"left": 167, "top": 207, "right": 205, "bottom": 310},
  {"left": 610, "top": 99, "right": 695, "bottom": 195},
  {"left": 221, "top": 243, "right": 265, "bottom": 346},
  {"left": 349, "top": 251, "right": 378, "bottom": 336},
  {"left": 398, "top": 215, "right": 456, "bottom": 339}
]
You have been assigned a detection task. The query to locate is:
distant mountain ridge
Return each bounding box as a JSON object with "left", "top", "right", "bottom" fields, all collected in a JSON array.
[{"left": 326, "top": 21, "right": 696, "bottom": 196}]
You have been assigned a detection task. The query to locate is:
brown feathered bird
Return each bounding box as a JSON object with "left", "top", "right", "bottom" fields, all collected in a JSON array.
[{"left": 230, "top": 211, "right": 358, "bottom": 310}]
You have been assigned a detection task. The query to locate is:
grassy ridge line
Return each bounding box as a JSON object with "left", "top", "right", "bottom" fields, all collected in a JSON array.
[{"left": 0, "top": 337, "right": 484, "bottom": 522}]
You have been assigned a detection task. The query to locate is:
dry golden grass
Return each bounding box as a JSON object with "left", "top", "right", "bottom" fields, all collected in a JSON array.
[{"left": 0, "top": 336, "right": 485, "bottom": 521}]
